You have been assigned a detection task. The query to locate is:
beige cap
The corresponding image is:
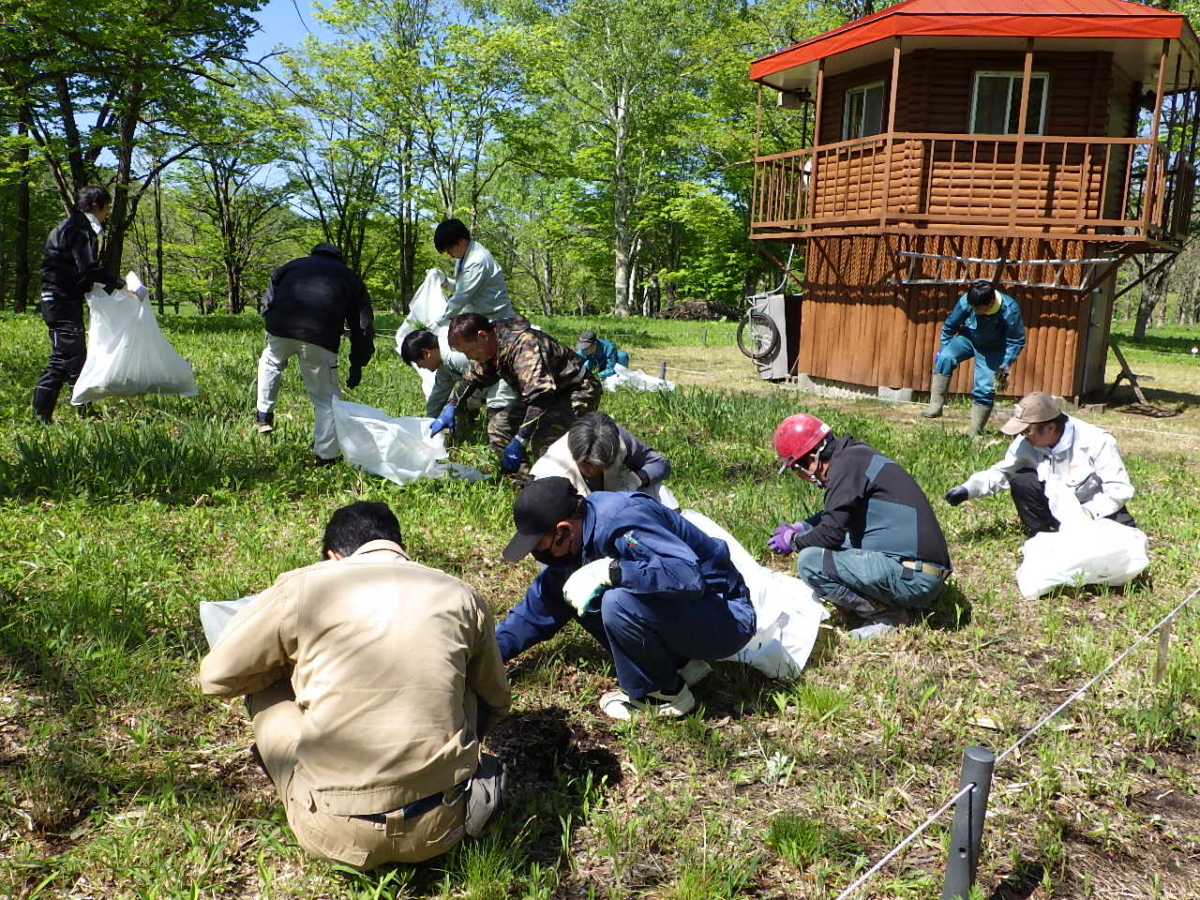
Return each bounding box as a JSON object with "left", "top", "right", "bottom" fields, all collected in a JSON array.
[{"left": 1000, "top": 392, "right": 1061, "bottom": 435}]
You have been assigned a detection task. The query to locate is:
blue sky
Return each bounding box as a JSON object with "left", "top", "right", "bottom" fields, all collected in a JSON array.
[{"left": 244, "top": 0, "right": 336, "bottom": 63}]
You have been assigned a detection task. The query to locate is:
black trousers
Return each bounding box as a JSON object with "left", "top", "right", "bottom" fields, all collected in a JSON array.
[
  {"left": 35, "top": 294, "right": 87, "bottom": 402},
  {"left": 1009, "top": 467, "right": 1137, "bottom": 536}
]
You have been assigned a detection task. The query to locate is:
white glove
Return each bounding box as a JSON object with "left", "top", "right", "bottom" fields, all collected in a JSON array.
[{"left": 563, "top": 557, "right": 615, "bottom": 616}]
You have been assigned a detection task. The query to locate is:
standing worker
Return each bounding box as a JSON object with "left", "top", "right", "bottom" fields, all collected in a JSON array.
[
  {"left": 431, "top": 218, "right": 525, "bottom": 328},
  {"left": 943, "top": 392, "right": 1136, "bottom": 535},
  {"left": 32, "top": 185, "right": 123, "bottom": 424},
  {"left": 769, "top": 414, "right": 952, "bottom": 640},
  {"left": 923, "top": 279, "right": 1026, "bottom": 437},
  {"left": 400, "top": 329, "right": 523, "bottom": 453},
  {"left": 497, "top": 477, "right": 757, "bottom": 719},
  {"left": 428, "top": 313, "right": 601, "bottom": 473},
  {"left": 254, "top": 243, "right": 374, "bottom": 465}
]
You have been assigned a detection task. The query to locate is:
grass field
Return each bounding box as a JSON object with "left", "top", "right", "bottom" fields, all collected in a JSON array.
[{"left": 1, "top": 309, "right": 1198, "bottom": 900}]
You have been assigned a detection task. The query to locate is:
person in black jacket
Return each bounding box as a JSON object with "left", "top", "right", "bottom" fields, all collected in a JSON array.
[
  {"left": 32, "top": 185, "right": 122, "bottom": 424},
  {"left": 768, "top": 414, "right": 952, "bottom": 640},
  {"left": 254, "top": 243, "right": 374, "bottom": 463}
]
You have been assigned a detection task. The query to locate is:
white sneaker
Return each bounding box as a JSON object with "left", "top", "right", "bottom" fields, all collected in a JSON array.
[
  {"left": 678, "top": 659, "right": 712, "bottom": 687},
  {"left": 599, "top": 684, "right": 696, "bottom": 720}
]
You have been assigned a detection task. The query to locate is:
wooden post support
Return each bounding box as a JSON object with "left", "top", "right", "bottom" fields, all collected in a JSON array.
[
  {"left": 1008, "top": 38, "right": 1036, "bottom": 228},
  {"left": 1144, "top": 40, "right": 1170, "bottom": 235},
  {"left": 809, "top": 59, "right": 826, "bottom": 222},
  {"left": 1154, "top": 620, "right": 1173, "bottom": 684},
  {"left": 659, "top": 361, "right": 667, "bottom": 380},
  {"left": 879, "top": 36, "right": 902, "bottom": 228}
]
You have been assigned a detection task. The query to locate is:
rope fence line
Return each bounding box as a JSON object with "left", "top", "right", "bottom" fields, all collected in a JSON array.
[{"left": 830, "top": 582, "right": 1200, "bottom": 900}]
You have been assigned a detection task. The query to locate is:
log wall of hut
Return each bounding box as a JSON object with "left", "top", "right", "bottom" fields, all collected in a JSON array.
[{"left": 800, "top": 234, "right": 1107, "bottom": 400}]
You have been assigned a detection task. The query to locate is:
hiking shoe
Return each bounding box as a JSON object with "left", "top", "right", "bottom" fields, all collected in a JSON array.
[
  {"left": 678, "top": 659, "right": 712, "bottom": 687},
  {"left": 254, "top": 411, "right": 274, "bottom": 434},
  {"left": 312, "top": 455, "right": 339, "bottom": 467},
  {"left": 599, "top": 683, "right": 696, "bottom": 720}
]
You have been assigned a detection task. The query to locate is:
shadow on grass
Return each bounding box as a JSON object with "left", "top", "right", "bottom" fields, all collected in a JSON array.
[
  {"left": 924, "top": 582, "right": 973, "bottom": 631},
  {"left": 989, "top": 858, "right": 1046, "bottom": 899},
  {"left": 1108, "top": 390, "right": 1198, "bottom": 417}
]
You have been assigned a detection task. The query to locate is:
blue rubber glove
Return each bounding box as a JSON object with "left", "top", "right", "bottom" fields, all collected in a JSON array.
[
  {"left": 499, "top": 436, "right": 527, "bottom": 473},
  {"left": 429, "top": 404, "right": 456, "bottom": 437},
  {"left": 767, "top": 521, "right": 812, "bottom": 555}
]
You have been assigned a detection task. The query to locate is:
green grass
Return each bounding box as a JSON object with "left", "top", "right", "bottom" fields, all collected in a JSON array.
[{"left": 1, "top": 308, "right": 1199, "bottom": 898}]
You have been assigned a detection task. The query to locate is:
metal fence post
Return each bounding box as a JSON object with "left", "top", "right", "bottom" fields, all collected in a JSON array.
[
  {"left": 941, "top": 746, "right": 995, "bottom": 900},
  {"left": 659, "top": 361, "right": 667, "bottom": 380}
]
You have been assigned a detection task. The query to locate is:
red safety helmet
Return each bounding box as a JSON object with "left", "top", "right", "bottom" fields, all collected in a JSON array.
[{"left": 773, "top": 414, "right": 831, "bottom": 471}]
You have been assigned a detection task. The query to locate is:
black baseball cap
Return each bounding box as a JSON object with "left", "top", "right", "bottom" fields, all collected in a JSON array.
[
  {"left": 503, "top": 476, "right": 580, "bottom": 562},
  {"left": 311, "top": 242, "right": 344, "bottom": 260}
]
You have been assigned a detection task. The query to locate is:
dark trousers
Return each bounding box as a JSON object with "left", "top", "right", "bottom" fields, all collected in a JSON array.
[
  {"left": 1009, "top": 468, "right": 1137, "bottom": 536},
  {"left": 34, "top": 294, "right": 87, "bottom": 413}
]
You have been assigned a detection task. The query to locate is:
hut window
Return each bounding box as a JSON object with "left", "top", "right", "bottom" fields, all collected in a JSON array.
[
  {"left": 843, "top": 81, "right": 885, "bottom": 140},
  {"left": 970, "top": 72, "right": 1048, "bottom": 135}
]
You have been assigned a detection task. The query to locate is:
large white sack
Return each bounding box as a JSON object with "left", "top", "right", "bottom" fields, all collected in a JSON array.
[
  {"left": 332, "top": 397, "right": 486, "bottom": 486},
  {"left": 199, "top": 595, "right": 256, "bottom": 648},
  {"left": 681, "top": 510, "right": 828, "bottom": 679},
  {"left": 603, "top": 363, "right": 675, "bottom": 393},
  {"left": 71, "top": 286, "right": 198, "bottom": 404},
  {"left": 396, "top": 270, "right": 449, "bottom": 346},
  {"left": 1015, "top": 478, "right": 1150, "bottom": 600}
]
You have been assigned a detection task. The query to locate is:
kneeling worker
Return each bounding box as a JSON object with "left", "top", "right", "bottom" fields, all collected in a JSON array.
[
  {"left": 429, "top": 313, "right": 602, "bottom": 473},
  {"left": 199, "top": 502, "right": 510, "bottom": 870},
  {"left": 769, "top": 414, "right": 952, "bottom": 640},
  {"left": 575, "top": 330, "right": 626, "bottom": 380},
  {"left": 944, "top": 392, "right": 1136, "bottom": 535},
  {"left": 401, "top": 329, "right": 523, "bottom": 453},
  {"left": 530, "top": 412, "right": 673, "bottom": 505},
  {"left": 497, "top": 477, "right": 757, "bottom": 719}
]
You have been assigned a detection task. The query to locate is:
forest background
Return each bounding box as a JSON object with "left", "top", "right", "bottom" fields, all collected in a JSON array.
[{"left": 5, "top": 0, "right": 1200, "bottom": 330}]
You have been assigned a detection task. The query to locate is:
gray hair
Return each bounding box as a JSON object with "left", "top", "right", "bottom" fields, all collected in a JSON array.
[{"left": 568, "top": 412, "right": 621, "bottom": 468}]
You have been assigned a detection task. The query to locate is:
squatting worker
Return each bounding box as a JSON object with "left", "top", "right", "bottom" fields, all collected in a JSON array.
[
  {"left": 531, "top": 412, "right": 675, "bottom": 507},
  {"left": 944, "top": 392, "right": 1136, "bottom": 535},
  {"left": 400, "top": 329, "right": 523, "bottom": 453},
  {"left": 923, "top": 279, "right": 1026, "bottom": 438},
  {"left": 496, "top": 477, "right": 756, "bottom": 720},
  {"left": 199, "top": 501, "right": 510, "bottom": 870},
  {"left": 575, "top": 331, "right": 627, "bottom": 380},
  {"left": 254, "top": 243, "right": 374, "bottom": 465},
  {"left": 430, "top": 218, "right": 527, "bottom": 329},
  {"left": 33, "top": 185, "right": 122, "bottom": 424},
  {"left": 428, "top": 313, "right": 602, "bottom": 474},
  {"left": 769, "top": 414, "right": 952, "bottom": 641}
]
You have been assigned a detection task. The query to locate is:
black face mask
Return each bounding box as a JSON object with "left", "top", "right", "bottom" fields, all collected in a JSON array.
[{"left": 531, "top": 527, "right": 573, "bottom": 567}]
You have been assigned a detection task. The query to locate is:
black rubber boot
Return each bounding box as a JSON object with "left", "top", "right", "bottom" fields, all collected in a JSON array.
[{"left": 32, "top": 387, "right": 59, "bottom": 425}]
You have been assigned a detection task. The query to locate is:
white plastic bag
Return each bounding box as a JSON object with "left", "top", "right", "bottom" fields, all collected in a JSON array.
[
  {"left": 1015, "top": 479, "right": 1150, "bottom": 600},
  {"left": 395, "top": 270, "right": 449, "bottom": 348},
  {"left": 71, "top": 286, "right": 198, "bottom": 404},
  {"left": 199, "top": 595, "right": 256, "bottom": 648},
  {"left": 681, "top": 510, "right": 829, "bottom": 678},
  {"left": 603, "top": 363, "right": 675, "bottom": 393},
  {"left": 332, "top": 397, "right": 485, "bottom": 485}
]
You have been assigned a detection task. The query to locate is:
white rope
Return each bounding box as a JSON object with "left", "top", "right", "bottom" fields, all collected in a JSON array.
[
  {"left": 995, "top": 584, "right": 1200, "bottom": 764},
  {"left": 831, "top": 583, "right": 1200, "bottom": 899},
  {"left": 832, "top": 784, "right": 974, "bottom": 900}
]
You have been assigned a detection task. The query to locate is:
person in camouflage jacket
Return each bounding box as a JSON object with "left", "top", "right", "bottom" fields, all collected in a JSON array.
[{"left": 428, "top": 313, "right": 601, "bottom": 473}]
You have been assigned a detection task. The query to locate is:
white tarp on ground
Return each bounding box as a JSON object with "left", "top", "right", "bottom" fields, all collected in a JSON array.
[
  {"left": 332, "top": 397, "right": 485, "bottom": 486},
  {"left": 603, "top": 363, "right": 675, "bottom": 393},
  {"left": 71, "top": 285, "right": 198, "bottom": 404},
  {"left": 681, "top": 510, "right": 828, "bottom": 679},
  {"left": 1016, "top": 477, "right": 1150, "bottom": 600}
]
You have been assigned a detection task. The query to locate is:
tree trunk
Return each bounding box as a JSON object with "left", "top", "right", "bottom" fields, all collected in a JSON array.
[
  {"left": 104, "top": 81, "right": 144, "bottom": 279},
  {"left": 1132, "top": 256, "right": 1172, "bottom": 340},
  {"left": 612, "top": 87, "right": 633, "bottom": 317},
  {"left": 154, "top": 168, "right": 165, "bottom": 315},
  {"left": 14, "top": 103, "right": 32, "bottom": 313}
]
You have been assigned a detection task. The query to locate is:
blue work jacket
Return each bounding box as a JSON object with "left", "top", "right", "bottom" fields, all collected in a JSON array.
[
  {"left": 939, "top": 291, "right": 1026, "bottom": 368},
  {"left": 577, "top": 338, "right": 621, "bottom": 379},
  {"left": 495, "top": 492, "right": 750, "bottom": 661}
]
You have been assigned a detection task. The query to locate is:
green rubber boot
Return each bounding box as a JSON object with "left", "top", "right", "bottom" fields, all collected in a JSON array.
[
  {"left": 968, "top": 402, "right": 992, "bottom": 439},
  {"left": 922, "top": 374, "right": 951, "bottom": 418}
]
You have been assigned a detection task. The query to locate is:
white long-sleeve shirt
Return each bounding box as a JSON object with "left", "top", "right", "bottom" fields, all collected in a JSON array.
[
  {"left": 438, "top": 240, "right": 515, "bottom": 325},
  {"left": 961, "top": 415, "right": 1134, "bottom": 518}
]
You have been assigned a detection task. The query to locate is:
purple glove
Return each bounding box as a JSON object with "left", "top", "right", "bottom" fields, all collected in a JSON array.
[{"left": 767, "top": 521, "right": 812, "bottom": 555}]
